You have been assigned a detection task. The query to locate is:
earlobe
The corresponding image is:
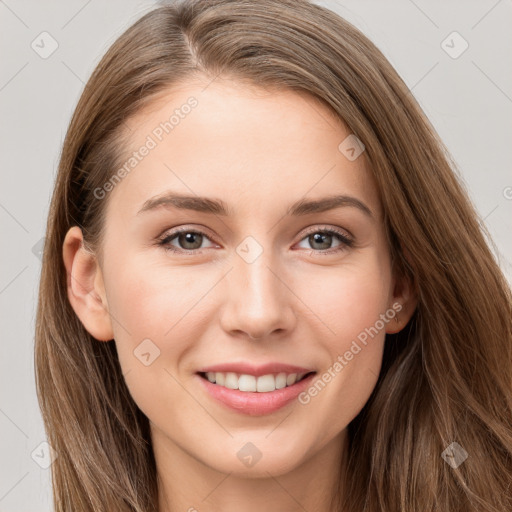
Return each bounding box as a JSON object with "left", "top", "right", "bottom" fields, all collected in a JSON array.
[{"left": 62, "top": 226, "right": 114, "bottom": 342}]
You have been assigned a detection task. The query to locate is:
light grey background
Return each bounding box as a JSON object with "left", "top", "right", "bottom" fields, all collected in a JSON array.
[{"left": 1, "top": 1, "right": 511, "bottom": 510}]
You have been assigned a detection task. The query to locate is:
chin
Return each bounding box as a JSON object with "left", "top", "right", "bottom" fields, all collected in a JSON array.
[{"left": 199, "top": 437, "right": 309, "bottom": 477}]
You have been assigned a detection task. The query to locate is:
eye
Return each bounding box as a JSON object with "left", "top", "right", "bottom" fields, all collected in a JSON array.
[
  {"left": 295, "top": 226, "right": 353, "bottom": 254},
  {"left": 156, "top": 225, "right": 354, "bottom": 256},
  {"left": 157, "top": 227, "right": 217, "bottom": 254}
]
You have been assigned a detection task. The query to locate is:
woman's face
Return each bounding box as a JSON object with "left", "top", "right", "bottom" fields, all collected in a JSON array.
[{"left": 67, "top": 78, "right": 410, "bottom": 477}]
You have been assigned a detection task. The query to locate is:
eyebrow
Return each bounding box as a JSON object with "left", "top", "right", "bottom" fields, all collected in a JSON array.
[{"left": 137, "top": 192, "right": 373, "bottom": 218}]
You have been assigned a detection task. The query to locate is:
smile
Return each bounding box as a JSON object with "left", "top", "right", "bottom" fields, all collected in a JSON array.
[{"left": 199, "top": 371, "right": 314, "bottom": 393}]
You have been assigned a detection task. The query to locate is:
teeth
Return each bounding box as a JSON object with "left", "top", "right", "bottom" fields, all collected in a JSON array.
[
  {"left": 239, "top": 374, "right": 256, "bottom": 392},
  {"left": 286, "top": 373, "right": 297, "bottom": 386},
  {"left": 224, "top": 372, "right": 239, "bottom": 390},
  {"left": 215, "top": 372, "right": 225, "bottom": 386},
  {"left": 204, "top": 371, "right": 310, "bottom": 392}
]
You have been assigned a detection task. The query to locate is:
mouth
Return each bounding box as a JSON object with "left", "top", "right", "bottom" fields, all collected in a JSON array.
[
  {"left": 197, "top": 370, "right": 316, "bottom": 393},
  {"left": 196, "top": 369, "right": 317, "bottom": 415}
]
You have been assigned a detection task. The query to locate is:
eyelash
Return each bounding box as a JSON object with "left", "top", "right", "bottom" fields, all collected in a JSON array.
[{"left": 156, "top": 225, "right": 354, "bottom": 256}]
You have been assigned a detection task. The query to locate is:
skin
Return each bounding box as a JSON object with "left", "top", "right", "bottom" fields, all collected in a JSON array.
[{"left": 63, "top": 77, "right": 416, "bottom": 512}]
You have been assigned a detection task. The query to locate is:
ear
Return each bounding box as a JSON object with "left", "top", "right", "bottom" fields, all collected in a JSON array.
[
  {"left": 62, "top": 226, "right": 114, "bottom": 341},
  {"left": 385, "top": 264, "right": 417, "bottom": 335}
]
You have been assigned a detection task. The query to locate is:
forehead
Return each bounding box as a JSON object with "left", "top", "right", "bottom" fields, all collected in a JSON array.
[{"left": 105, "top": 77, "right": 381, "bottom": 220}]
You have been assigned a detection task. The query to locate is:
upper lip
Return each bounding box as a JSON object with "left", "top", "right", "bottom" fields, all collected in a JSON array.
[{"left": 197, "top": 362, "right": 316, "bottom": 377}]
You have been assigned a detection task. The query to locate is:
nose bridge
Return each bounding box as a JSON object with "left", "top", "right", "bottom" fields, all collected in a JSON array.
[
  {"left": 237, "top": 248, "right": 279, "bottom": 304},
  {"left": 221, "top": 236, "right": 295, "bottom": 339}
]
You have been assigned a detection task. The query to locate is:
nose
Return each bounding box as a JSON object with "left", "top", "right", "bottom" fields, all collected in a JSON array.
[{"left": 219, "top": 248, "right": 297, "bottom": 341}]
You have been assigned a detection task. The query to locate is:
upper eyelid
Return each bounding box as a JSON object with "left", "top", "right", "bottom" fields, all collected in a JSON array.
[
  {"left": 301, "top": 224, "right": 352, "bottom": 239},
  {"left": 159, "top": 225, "right": 216, "bottom": 240}
]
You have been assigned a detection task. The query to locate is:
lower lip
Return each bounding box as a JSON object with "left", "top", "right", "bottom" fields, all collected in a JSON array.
[{"left": 196, "top": 372, "right": 316, "bottom": 416}]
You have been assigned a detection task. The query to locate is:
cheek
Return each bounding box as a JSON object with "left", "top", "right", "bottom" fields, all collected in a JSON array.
[
  {"left": 293, "top": 253, "right": 392, "bottom": 420},
  {"left": 104, "top": 250, "right": 210, "bottom": 336},
  {"left": 102, "top": 253, "right": 218, "bottom": 374},
  {"left": 303, "top": 253, "right": 392, "bottom": 343},
  {"left": 102, "top": 256, "right": 206, "bottom": 420}
]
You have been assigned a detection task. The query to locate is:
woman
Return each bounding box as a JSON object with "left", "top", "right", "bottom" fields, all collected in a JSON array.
[{"left": 35, "top": 0, "right": 512, "bottom": 510}]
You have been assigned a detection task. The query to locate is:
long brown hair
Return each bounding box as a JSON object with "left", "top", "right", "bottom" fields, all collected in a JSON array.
[{"left": 35, "top": 0, "right": 512, "bottom": 510}]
